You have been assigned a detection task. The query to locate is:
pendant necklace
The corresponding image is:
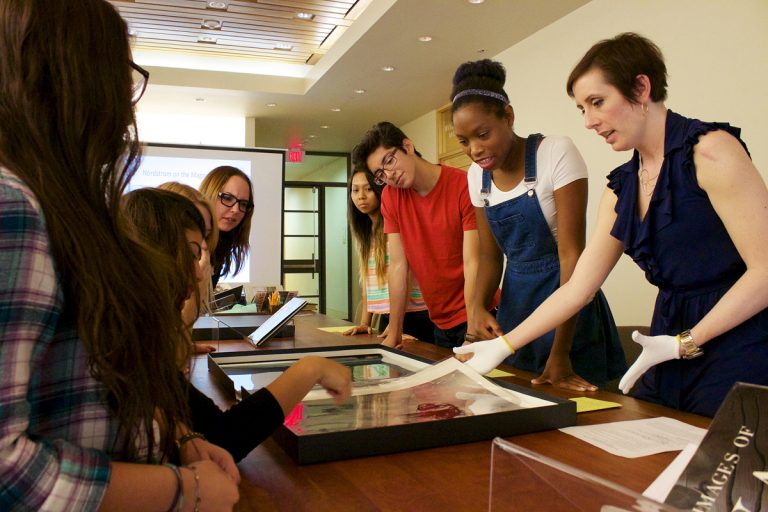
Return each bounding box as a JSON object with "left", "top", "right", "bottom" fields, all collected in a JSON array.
[{"left": 638, "top": 154, "right": 659, "bottom": 196}]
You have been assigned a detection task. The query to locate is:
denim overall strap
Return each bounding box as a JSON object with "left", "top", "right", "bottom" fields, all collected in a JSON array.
[
  {"left": 523, "top": 133, "right": 542, "bottom": 195},
  {"left": 480, "top": 133, "right": 542, "bottom": 205}
]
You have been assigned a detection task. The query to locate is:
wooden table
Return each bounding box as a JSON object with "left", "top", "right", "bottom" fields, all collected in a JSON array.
[{"left": 190, "top": 313, "right": 710, "bottom": 511}]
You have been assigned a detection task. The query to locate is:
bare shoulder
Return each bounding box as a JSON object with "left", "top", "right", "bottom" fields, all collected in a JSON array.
[
  {"left": 693, "top": 129, "right": 756, "bottom": 190},
  {"left": 693, "top": 129, "right": 749, "bottom": 166}
]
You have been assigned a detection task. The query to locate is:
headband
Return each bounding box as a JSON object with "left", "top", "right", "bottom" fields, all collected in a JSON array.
[{"left": 451, "top": 88, "right": 508, "bottom": 105}]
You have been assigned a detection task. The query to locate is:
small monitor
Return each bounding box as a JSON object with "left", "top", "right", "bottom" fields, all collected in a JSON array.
[{"left": 248, "top": 297, "right": 307, "bottom": 346}]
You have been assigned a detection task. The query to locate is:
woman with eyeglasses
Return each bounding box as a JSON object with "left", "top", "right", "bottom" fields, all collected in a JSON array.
[
  {"left": 344, "top": 168, "right": 436, "bottom": 342},
  {"left": 0, "top": 0, "right": 239, "bottom": 509},
  {"left": 199, "top": 165, "right": 255, "bottom": 287}
]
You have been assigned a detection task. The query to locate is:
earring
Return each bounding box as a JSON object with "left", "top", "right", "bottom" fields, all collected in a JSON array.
[{"left": 642, "top": 103, "right": 649, "bottom": 115}]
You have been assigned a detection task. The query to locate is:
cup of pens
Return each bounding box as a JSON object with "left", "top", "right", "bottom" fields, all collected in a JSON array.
[{"left": 268, "top": 291, "right": 281, "bottom": 314}]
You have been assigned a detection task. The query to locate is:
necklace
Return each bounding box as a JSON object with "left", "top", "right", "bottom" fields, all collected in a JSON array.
[{"left": 638, "top": 154, "right": 659, "bottom": 196}]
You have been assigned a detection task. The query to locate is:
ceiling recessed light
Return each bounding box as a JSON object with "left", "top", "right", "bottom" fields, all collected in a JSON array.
[
  {"left": 296, "top": 12, "right": 314, "bottom": 20},
  {"left": 418, "top": 36, "right": 432, "bottom": 42},
  {"left": 354, "top": 89, "right": 366, "bottom": 94},
  {"left": 266, "top": 103, "right": 277, "bottom": 107},
  {"left": 273, "top": 43, "right": 293, "bottom": 51},
  {"left": 195, "top": 97, "right": 205, "bottom": 102},
  {"left": 468, "top": 0, "right": 485, "bottom": 4},
  {"left": 197, "top": 35, "right": 217, "bottom": 43},
  {"left": 477, "top": 48, "right": 486, "bottom": 53},
  {"left": 308, "top": 135, "right": 317, "bottom": 139},
  {"left": 320, "top": 125, "right": 329, "bottom": 129},
  {"left": 207, "top": 1, "right": 227, "bottom": 10},
  {"left": 330, "top": 107, "right": 341, "bottom": 112},
  {"left": 201, "top": 19, "right": 222, "bottom": 30},
  {"left": 381, "top": 66, "right": 395, "bottom": 72}
]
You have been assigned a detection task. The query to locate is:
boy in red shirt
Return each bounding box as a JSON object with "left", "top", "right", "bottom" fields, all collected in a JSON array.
[{"left": 352, "top": 122, "right": 479, "bottom": 348}]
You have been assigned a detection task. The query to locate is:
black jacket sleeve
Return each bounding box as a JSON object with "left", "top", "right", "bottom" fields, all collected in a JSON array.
[{"left": 187, "top": 384, "right": 285, "bottom": 463}]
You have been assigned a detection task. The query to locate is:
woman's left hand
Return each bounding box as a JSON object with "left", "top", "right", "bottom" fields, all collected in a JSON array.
[
  {"left": 532, "top": 353, "right": 597, "bottom": 391},
  {"left": 619, "top": 331, "right": 679, "bottom": 394},
  {"left": 179, "top": 437, "right": 240, "bottom": 484}
]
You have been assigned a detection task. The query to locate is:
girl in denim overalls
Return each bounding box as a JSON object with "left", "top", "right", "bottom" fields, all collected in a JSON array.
[{"left": 451, "top": 59, "right": 626, "bottom": 389}]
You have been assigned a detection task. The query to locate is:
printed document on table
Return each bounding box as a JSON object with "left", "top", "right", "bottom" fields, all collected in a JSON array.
[{"left": 559, "top": 416, "right": 706, "bottom": 458}]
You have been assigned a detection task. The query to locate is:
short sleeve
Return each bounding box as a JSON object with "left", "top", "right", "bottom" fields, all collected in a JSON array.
[
  {"left": 458, "top": 175, "right": 477, "bottom": 231},
  {"left": 549, "top": 136, "right": 588, "bottom": 191},
  {"left": 381, "top": 186, "right": 400, "bottom": 234},
  {"left": 466, "top": 163, "right": 486, "bottom": 207}
]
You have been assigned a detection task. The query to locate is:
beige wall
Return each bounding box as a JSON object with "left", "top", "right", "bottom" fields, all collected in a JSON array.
[
  {"left": 402, "top": 0, "right": 768, "bottom": 325},
  {"left": 402, "top": 109, "right": 439, "bottom": 163}
]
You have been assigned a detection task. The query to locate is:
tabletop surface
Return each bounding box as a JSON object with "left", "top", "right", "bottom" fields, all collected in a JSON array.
[{"left": 190, "top": 312, "right": 710, "bottom": 511}]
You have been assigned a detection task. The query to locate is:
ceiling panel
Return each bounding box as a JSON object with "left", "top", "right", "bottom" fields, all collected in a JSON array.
[{"left": 111, "top": 0, "right": 359, "bottom": 64}]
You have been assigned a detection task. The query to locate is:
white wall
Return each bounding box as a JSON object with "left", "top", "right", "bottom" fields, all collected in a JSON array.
[
  {"left": 402, "top": 0, "right": 768, "bottom": 326},
  {"left": 402, "top": 110, "right": 438, "bottom": 163}
]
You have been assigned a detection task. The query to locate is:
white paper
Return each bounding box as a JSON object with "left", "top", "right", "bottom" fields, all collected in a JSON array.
[
  {"left": 643, "top": 442, "right": 699, "bottom": 502},
  {"left": 303, "top": 357, "right": 552, "bottom": 408},
  {"left": 559, "top": 416, "right": 706, "bottom": 458}
]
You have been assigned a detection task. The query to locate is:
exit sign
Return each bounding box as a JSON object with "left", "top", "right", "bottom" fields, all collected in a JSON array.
[{"left": 287, "top": 148, "right": 304, "bottom": 163}]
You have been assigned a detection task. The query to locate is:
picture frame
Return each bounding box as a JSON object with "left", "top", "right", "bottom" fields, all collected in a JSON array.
[{"left": 207, "top": 345, "right": 577, "bottom": 464}]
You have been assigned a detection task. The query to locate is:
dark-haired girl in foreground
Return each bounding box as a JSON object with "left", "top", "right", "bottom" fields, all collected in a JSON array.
[
  {"left": 456, "top": 33, "right": 768, "bottom": 417},
  {"left": 451, "top": 59, "right": 625, "bottom": 390},
  {"left": 0, "top": 0, "right": 237, "bottom": 509}
]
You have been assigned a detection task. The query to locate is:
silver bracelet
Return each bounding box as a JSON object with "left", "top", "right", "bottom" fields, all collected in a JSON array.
[{"left": 190, "top": 464, "right": 201, "bottom": 512}]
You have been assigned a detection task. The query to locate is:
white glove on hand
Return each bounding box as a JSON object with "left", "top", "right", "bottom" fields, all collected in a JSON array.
[
  {"left": 452, "top": 336, "right": 513, "bottom": 375},
  {"left": 618, "top": 330, "right": 680, "bottom": 394}
]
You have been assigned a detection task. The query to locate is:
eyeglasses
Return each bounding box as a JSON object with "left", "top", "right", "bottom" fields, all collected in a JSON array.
[
  {"left": 218, "top": 191, "right": 253, "bottom": 213},
  {"left": 372, "top": 148, "right": 399, "bottom": 186},
  {"left": 130, "top": 60, "right": 149, "bottom": 104}
]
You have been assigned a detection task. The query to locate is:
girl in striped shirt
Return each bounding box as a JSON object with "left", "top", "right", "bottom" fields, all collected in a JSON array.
[{"left": 344, "top": 169, "right": 435, "bottom": 343}]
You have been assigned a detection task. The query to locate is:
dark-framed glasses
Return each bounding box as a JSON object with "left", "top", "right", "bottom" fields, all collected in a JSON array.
[
  {"left": 130, "top": 60, "right": 149, "bottom": 104},
  {"left": 372, "top": 148, "right": 399, "bottom": 186},
  {"left": 218, "top": 191, "right": 253, "bottom": 213}
]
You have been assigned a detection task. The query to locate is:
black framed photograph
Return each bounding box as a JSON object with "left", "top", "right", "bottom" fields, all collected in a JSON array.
[{"left": 208, "top": 345, "right": 577, "bottom": 464}]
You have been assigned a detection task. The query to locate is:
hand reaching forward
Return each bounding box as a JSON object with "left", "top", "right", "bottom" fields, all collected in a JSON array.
[
  {"left": 452, "top": 336, "right": 513, "bottom": 375},
  {"left": 618, "top": 331, "right": 679, "bottom": 394},
  {"left": 531, "top": 351, "right": 597, "bottom": 391},
  {"left": 342, "top": 324, "right": 372, "bottom": 336}
]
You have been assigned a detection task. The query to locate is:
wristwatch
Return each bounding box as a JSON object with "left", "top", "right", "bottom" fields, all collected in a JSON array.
[{"left": 678, "top": 330, "right": 703, "bottom": 359}]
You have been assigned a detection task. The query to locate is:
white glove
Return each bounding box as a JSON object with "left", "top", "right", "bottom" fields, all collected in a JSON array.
[
  {"left": 452, "top": 336, "right": 513, "bottom": 375},
  {"left": 618, "top": 330, "right": 680, "bottom": 394}
]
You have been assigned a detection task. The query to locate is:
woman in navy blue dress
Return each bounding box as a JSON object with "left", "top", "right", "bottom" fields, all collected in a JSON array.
[{"left": 455, "top": 33, "right": 768, "bottom": 417}]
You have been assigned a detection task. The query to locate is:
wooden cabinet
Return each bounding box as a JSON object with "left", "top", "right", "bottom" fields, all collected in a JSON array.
[{"left": 436, "top": 102, "right": 472, "bottom": 171}]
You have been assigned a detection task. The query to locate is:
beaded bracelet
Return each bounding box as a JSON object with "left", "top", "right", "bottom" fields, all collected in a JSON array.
[
  {"left": 175, "top": 431, "right": 207, "bottom": 450},
  {"left": 164, "top": 463, "right": 183, "bottom": 512}
]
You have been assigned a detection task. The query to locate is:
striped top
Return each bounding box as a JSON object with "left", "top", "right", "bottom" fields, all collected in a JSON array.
[
  {"left": 0, "top": 168, "right": 156, "bottom": 510},
  {"left": 366, "top": 252, "right": 427, "bottom": 314}
]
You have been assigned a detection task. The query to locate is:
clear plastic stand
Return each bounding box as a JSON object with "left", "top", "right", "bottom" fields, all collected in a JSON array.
[
  {"left": 489, "top": 438, "right": 684, "bottom": 511},
  {"left": 210, "top": 314, "right": 221, "bottom": 351}
]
